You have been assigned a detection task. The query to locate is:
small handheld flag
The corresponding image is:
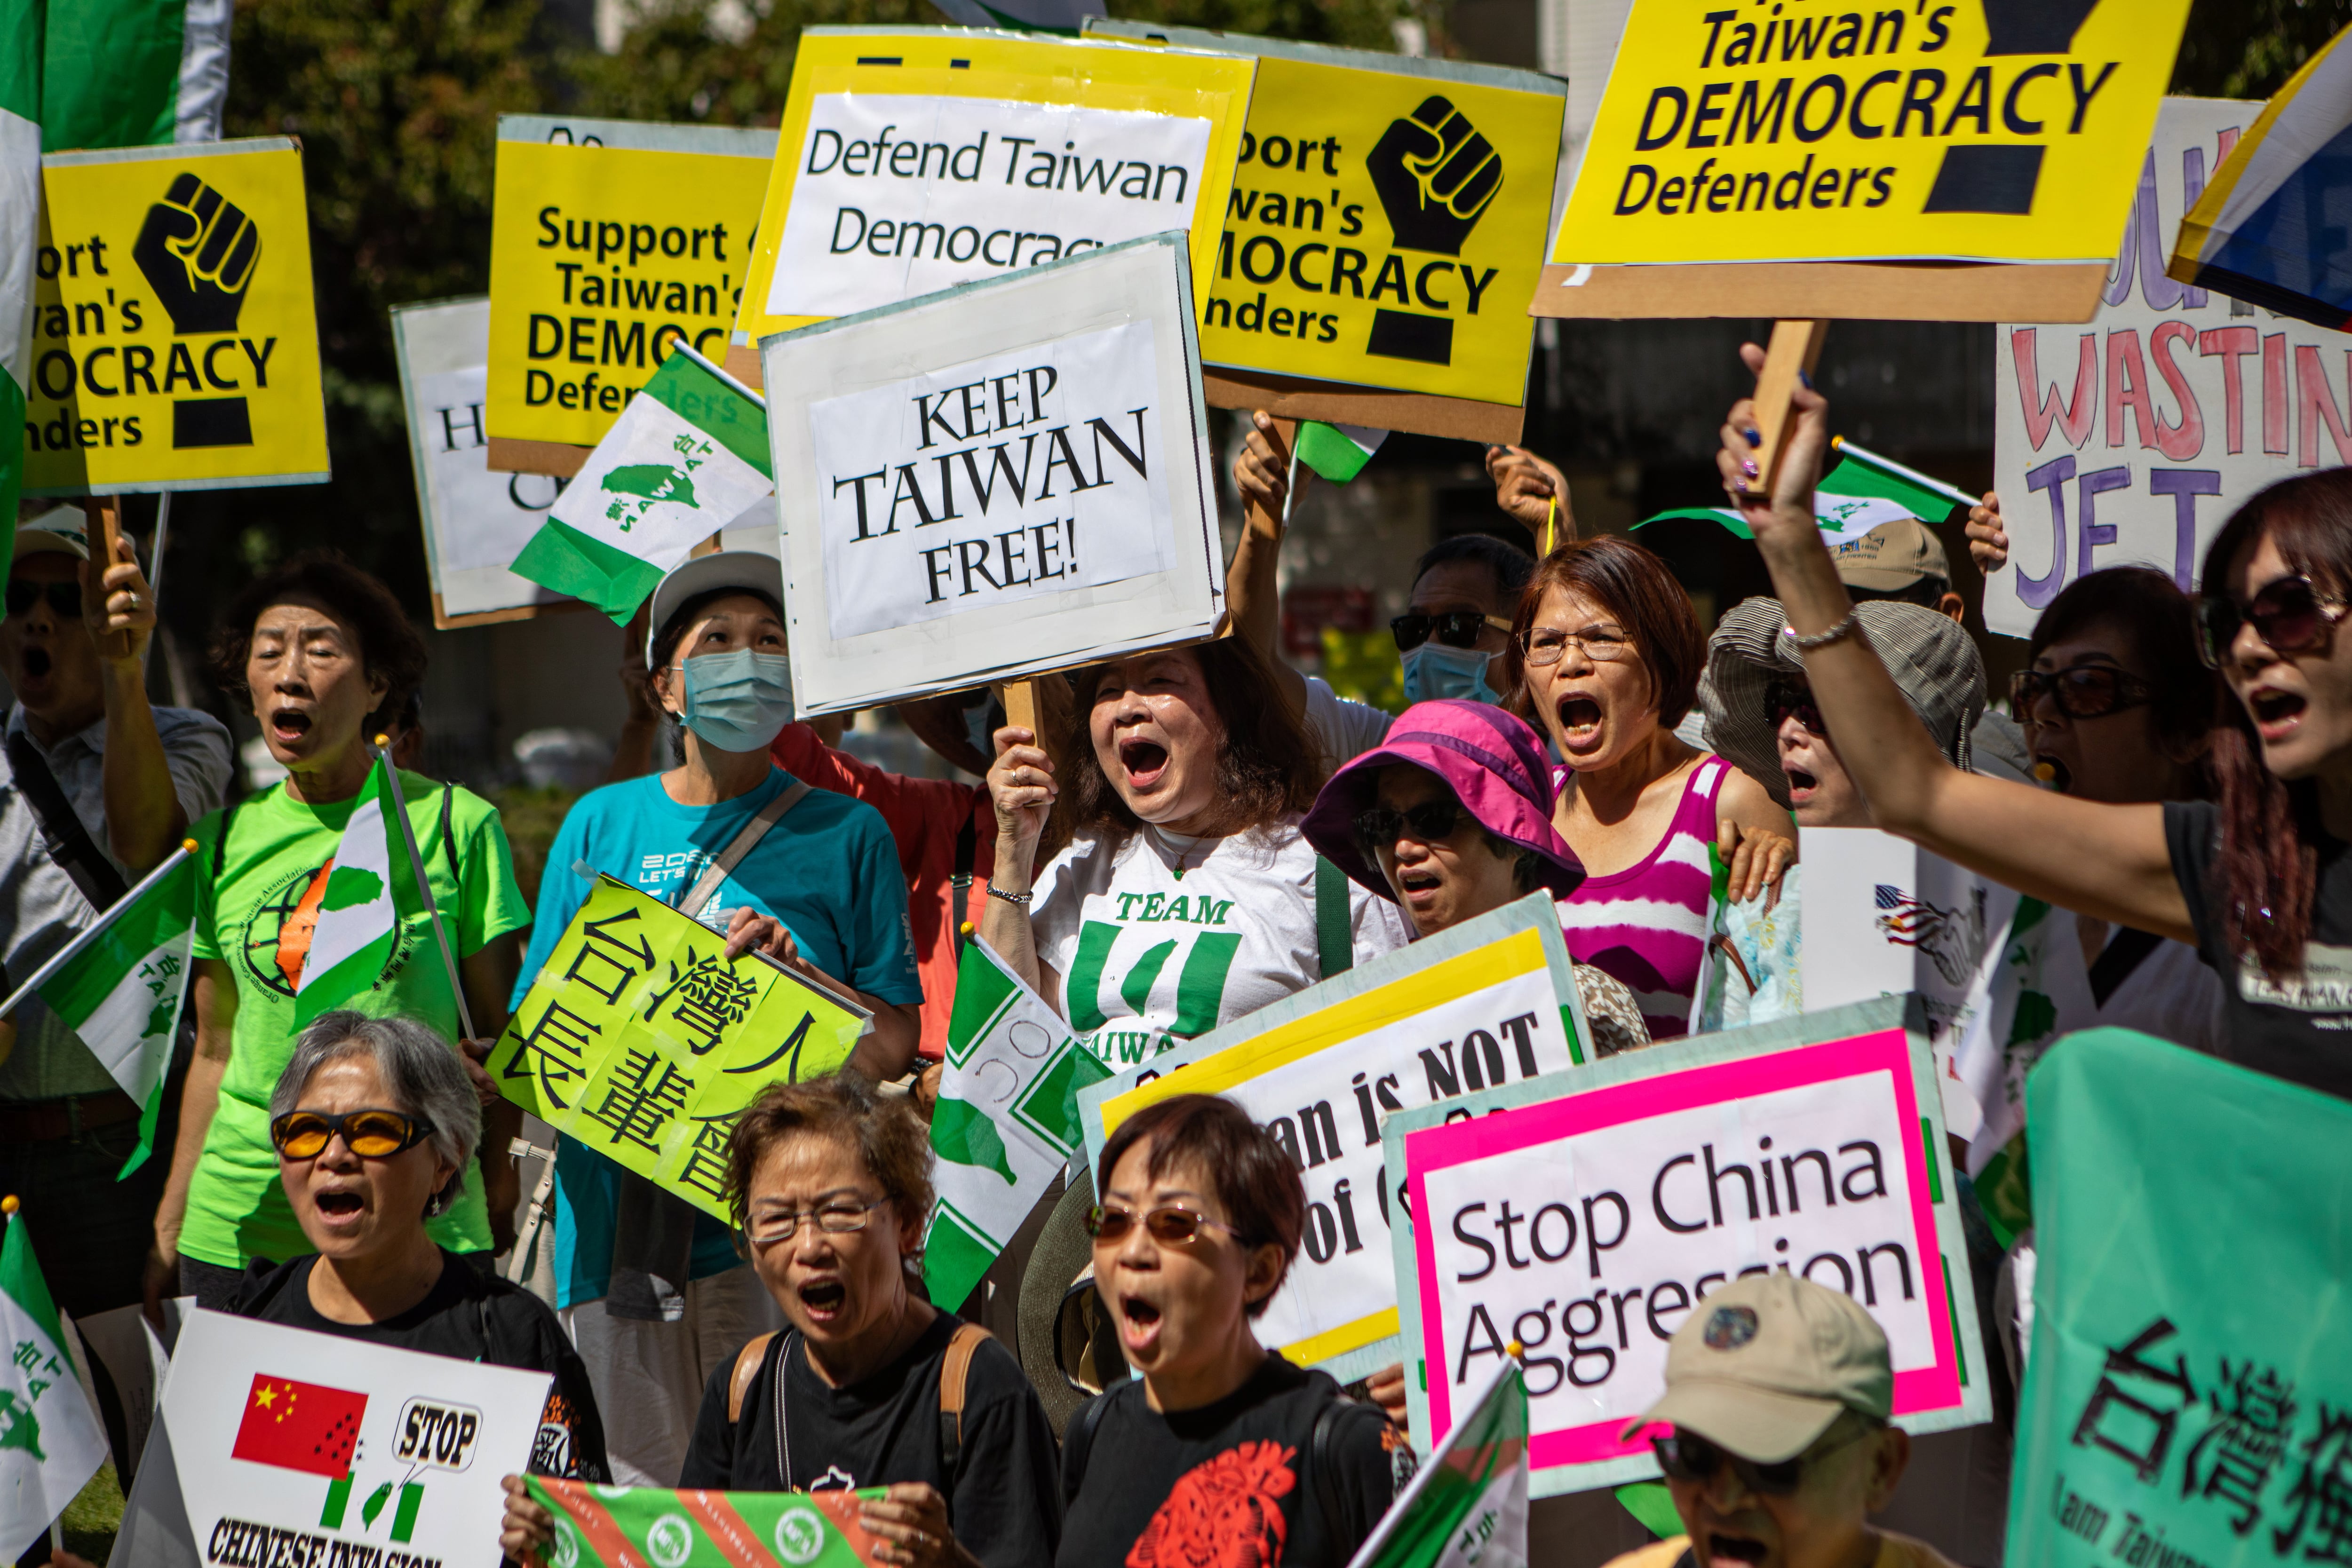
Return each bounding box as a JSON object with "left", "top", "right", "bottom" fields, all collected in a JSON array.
[
  {"left": 1345, "top": 1353, "right": 1528, "bottom": 1568},
  {"left": 1295, "top": 421, "right": 1389, "bottom": 485},
  {"left": 292, "top": 757, "right": 423, "bottom": 1027},
  {"left": 0, "top": 1197, "right": 110, "bottom": 1563},
  {"left": 525, "top": 1476, "right": 888, "bottom": 1568},
  {"left": 1636, "top": 436, "right": 1970, "bottom": 541}
]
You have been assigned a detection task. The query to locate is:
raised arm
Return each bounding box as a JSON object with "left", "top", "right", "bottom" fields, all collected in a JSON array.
[
  {"left": 88, "top": 536, "right": 184, "bottom": 870},
  {"left": 978, "top": 725, "right": 1058, "bottom": 1004},
  {"left": 1720, "top": 345, "right": 2191, "bottom": 942},
  {"left": 1228, "top": 412, "right": 1311, "bottom": 719},
  {"left": 1486, "top": 444, "right": 1576, "bottom": 543}
]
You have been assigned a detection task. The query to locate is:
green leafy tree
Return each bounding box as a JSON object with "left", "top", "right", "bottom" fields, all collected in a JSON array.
[{"left": 2174, "top": 0, "right": 2352, "bottom": 97}]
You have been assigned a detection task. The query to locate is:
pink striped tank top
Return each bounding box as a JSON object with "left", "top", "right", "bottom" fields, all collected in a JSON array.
[{"left": 1554, "top": 756, "right": 1727, "bottom": 1040}]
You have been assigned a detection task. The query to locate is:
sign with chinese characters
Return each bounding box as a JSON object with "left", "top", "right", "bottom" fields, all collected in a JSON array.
[
  {"left": 485, "top": 116, "right": 776, "bottom": 459},
  {"left": 1077, "top": 895, "right": 1591, "bottom": 1384},
  {"left": 2010, "top": 1027, "right": 2352, "bottom": 1566},
  {"left": 1385, "top": 995, "right": 1990, "bottom": 1497},
  {"left": 390, "top": 296, "right": 572, "bottom": 627},
  {"left": 24, "top": 138, "right": 329, "bottom": 495},
  {"left": 728, "top": 28, "right": 1253, "bottom": 361},
  {"left": 489, "top": 875, "right": 871, "bottom": 1220},
  {"left": 158, "top": 1310, "right": 550, "bottom": 1568},
  {"left": 1549, "top": 0, "right": 2192, "bottom": 269},
  {"left": 760, "top": 233, "right": 1223, "bottom": 713},
  {"left": 1984, "top": 97, "right": 2340, "bottom": 638}
]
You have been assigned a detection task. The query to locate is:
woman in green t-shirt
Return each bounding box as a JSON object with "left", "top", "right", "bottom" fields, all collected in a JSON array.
[{"left": 148, "top": 553, "right": 531, "bottom": 1315}]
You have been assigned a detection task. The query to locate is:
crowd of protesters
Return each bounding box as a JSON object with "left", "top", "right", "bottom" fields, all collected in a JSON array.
[{"left": 6, "top": 333, "right": 2341, "bottom": 1568}]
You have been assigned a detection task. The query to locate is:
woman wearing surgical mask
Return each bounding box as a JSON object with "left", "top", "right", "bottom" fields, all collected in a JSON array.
[{"left": 513, "top": 552, "right": 924, "bottom": 1489}]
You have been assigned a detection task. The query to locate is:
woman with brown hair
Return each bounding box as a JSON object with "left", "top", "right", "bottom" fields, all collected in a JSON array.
[
  {"left": 1499, "top": 538, "right": 1794, "bottom": 1039},
  {"left": 982, "top": 638, "right": 1409, "bottom": 1067},
  {"left": 1721, "top": 342, "right": 2352, "bottom": 1098}
]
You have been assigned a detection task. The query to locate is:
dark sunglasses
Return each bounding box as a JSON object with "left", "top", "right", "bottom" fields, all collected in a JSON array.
[
  {"left": 1766, "top": 679, "right": 1826, "bottom": 736},
  {"left": 5, "top": 580, "right": 81, "bottom": 618},
  {"left": 270, "top": 1108, "right": 437, "bottom": 1160},
  {"left": 2008, "top": 665, "right": 2154, "bottom": 721},
  {"left": 1652, "top": 1424, "right": 1866, "bottom": 1497},
  {"left": 1085, "top": 1204, "right": 1239, "bottom": 1246},
  {"left": 1354, "top": 799, "right": 1466, "bottom": 851},
  {"left": 2197, "top": 574, "right": 2349, "bottom": 668},
  {"left": 1391, "top": 610, "right": 1513, "bottom": 653}
]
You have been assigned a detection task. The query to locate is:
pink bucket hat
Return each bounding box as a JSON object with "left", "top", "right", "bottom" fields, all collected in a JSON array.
[{"left": 1302, "top": 700, "right": 1586, "bottom": 902}]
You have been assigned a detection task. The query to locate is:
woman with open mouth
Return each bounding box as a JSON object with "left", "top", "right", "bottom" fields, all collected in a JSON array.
[
  {"left": 980, "top": 638, "right": 1408, "bottom": 1067},
  {"left": 157, "top": 554, "right": 532, "bottom": 1325},
  {"left": 1722, "top": 348, "right": 2352, "bottom": 1101},
  {"left": 1498, "top": 539, "right": 1796, "bottom": 1041},
  {"left": 1057, "top": 1093, "right": 1409, "bottom": 1568},
  {"left": 500, "top": 1076, "right": 1061, "bottom": 1568}
]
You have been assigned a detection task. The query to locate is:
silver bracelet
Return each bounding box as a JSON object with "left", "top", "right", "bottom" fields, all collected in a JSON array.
[
  {"left": 1783, "top": 611, "right": 1860, "bottom": 651},
  {"left": 987, "top": 884, "right": 1034, "bottom": 906}
]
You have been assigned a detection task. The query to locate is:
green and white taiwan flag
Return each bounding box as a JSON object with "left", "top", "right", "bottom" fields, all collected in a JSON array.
[
  {"left": 524, "top": 1476, "right": 887, "bottom": 1568},
  {"left": 0, "top": 0, "right": 40, "bottom": 544},
  {"left": 293, "top": 757, "right": 424, "bottom": 1027},
  {"left": 0, "top": 845, "right": 197, "bottom": 1176},
  {"left": 1295, "top": 421, "right": 1389, "bottom": 484},
  {"left": 922, "top": 937, "right": 1111, "bottom": 1314},
  {"left": 1637, "top": 436, "right": 1976, "bottom": 542},
  {"left": 40, "top": 0, "right": 230, "bottom": 151},
  {"left": 1345, "top": 1357, "right": 1526, "bottom": 1568},
  {"left": 0, "top": 1206, "right": 108, "bottom": 1563},
  {"left": 1953, "top": 896, "right": 2094, "bottom": 1246},
  {"left": 511, "top": 343, "right": 774, "bottom": 622}
]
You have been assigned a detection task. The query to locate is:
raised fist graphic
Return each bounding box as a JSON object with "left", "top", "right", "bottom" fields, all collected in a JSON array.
[
  {"left": 133, "top": 171, "right": 262, "bottom": 334},
  {"left": 1366, "top": 95, "right": 1502, "bottom": 257}
]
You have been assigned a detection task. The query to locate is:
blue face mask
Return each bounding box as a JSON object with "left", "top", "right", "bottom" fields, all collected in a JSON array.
[
  {"left": 679, "top": 649, "right": 796, "bottom": 752},
  {"left": 1401, "top": 641, "right": 1503, "bottom": 706}
]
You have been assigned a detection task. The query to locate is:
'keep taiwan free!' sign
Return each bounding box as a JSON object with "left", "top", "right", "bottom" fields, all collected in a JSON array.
[
  {"left": 491, "top": 875, "right": 870, "bottom": 1221},
  {"left": 2009, "top": 1029, "right": 2352, "bottom": 1568},
  {"left": 761, "top": 234, "right": 1223, "bottom": 714},
  {"left": 1387, "top": 995, "right": 1990, "bottom": 1497},
  {"left": 156, "top": 1310, "right": 550, "bottom": 1568},
  {"left": 25, "top": 138, "right": 328, "bottom": 495},
  {"left": 1984, "top": 97, "right": 2349, "bottom": 637},
  {"left": 731, "top": 29, "right": 1253, "bottom": 349},
  {"left": 1078, "top": 896, "right": 1592, "bottom": 1385},
  {"left": 1551, "top": 0, "right": 2193, "bottom": 268}
]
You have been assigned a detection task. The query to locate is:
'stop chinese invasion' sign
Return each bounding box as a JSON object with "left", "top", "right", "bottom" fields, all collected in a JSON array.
[
  {"left": 486, "top": 117, "right": 776, "bottom": 452},
  {"left": 1088, "top": 22, "right": 1564, "bottom": 410},
  {"left": 491, "top": 874, "right": 870, "bottom": 1220},
  {"left": 25, "top": 138, "right": 329, "bottom": 495},
  {"left": 1552, "top": 0, "right": 2194, "bottom": 267}
]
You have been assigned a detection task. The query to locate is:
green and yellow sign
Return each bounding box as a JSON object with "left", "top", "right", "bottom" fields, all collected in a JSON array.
[{"left": 491, "top": 875, "right": 868, "bottom": 1221}]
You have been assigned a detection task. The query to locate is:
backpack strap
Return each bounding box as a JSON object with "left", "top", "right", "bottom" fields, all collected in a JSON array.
[
  {"left": 950, "top": 805, "right": 978, "bottom": 959},
  {"left": 935, "top": 1321, "right": 991, "bottom": 1480},
  {"left": 211, "top": 800, "right": 244, "bottom": 879},
  {"left": 727, "top": 1331, "right": 778, "bottom": 1425},
  {"left": 438, "top": 782, "right": 460, "bottom": 883},
  {"left": 678, "top": 780, "right": 812, "bottom": 919},
  {"left": 1060, "top": 1386, "right": 1115, "bottom": 1508},
  {"left": 5, "top": 729, "right": 129, "bottom": 911},
  {"left": 1314, "top": 855, "right": 1352, "bottom": 982}
]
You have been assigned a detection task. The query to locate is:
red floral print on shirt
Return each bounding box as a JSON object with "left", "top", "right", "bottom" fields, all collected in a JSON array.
[{"left": 1128, "top": 1441, "right": 1298, "bottom": 1568}]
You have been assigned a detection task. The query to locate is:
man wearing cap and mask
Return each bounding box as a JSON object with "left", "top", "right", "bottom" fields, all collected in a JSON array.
[
  {"left": 0, "top": 503, "right": 233, "bottom": 1459},
  {"left": 1604, "top": 1274, "right": 1955, "bottom": 1568}
]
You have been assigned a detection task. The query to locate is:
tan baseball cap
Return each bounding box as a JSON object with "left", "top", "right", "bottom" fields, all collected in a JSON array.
[
  {"left": 1619, "top": 1274, "right": 1893, "bottom": 1464},
  {"left": 14, "top": 505, "right": 90, "bottom": 562},
  {"left": 1831, "top": 518, "right": 1947, "bottom": 593}
]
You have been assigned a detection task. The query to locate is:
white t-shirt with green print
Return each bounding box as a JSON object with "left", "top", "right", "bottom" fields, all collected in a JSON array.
[{"left": 1032, "top": 817, "right": 1412, "bottom": 1069}]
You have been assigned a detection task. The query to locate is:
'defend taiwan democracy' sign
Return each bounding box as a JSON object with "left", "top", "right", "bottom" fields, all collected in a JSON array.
[
  {"left": 1387, "top": 995, "right": 1990, "bottom": 1498},
  {"left": 1551, "top": 0, "right": 2193, "bottom": 269}
]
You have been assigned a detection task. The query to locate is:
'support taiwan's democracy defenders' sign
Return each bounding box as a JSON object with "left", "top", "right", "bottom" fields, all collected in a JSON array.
[
  {"left": 24, "top": 138, "right": 328, "bottom": 494},
  {"left": 485, "top": 116, "right": 776, "bottom": 464},
  {"left": 1387, "top": 995, "right": 1991, "bottom": 1497},
  {"left": 1551, "top": 0, "right": 2193, "bottom": 269},
  {"left": 727, "top": 28, "right": 1253, "bottom": 372}
]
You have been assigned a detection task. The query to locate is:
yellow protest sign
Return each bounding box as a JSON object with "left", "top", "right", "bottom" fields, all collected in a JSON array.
[
  {"left": 24, "top": 139, "right": 327, "bottom": 495},
  {"left": 491, "top": 875, "right": 871, "bottom": 1222},
  {"left": 485, "top": 117, "right": 776, "bottom": 456},
  {"left": 1552, "top": 0, "right": 2193, "bottom": 267},
  {"left": 729, "top": 28, "right": 1254, "bottom": 364},
  {"left": 1090, "top": 23, "right": 1564, "bottom": 412}
]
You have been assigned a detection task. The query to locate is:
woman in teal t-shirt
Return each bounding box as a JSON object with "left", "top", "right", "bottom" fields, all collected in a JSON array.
[
  {"left": 153, "top": 553, "right": 531, "bottom": 1317},
  {"left": 513, "top": 550, "right": 923, "bottom": 1485}
]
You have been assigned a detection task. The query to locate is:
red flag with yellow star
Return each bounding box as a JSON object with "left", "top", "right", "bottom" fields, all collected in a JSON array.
[{"left": 230, "top": 1374, "right": 367, "bottom": 1478}]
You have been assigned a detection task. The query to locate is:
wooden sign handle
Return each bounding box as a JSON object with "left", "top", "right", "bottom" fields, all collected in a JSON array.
[
  {"left": 81, "top": 495, "right": 122, "bottom": 573},
  {"left": 1740, "top": 320, "right": 1829, "bottom": 498},
  {"left": 1001, "top": 679, "right": 1042, "bottom": 743}
]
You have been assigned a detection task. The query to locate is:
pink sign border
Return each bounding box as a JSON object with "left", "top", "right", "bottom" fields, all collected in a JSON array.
[{"left": 1405, "top": 1027, "right": 1959, "bottom": 1466}]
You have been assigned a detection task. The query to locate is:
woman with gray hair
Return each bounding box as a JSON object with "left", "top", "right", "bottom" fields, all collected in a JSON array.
[{"left": 229, "top": 1011, "right": 609, "bottom": 1484}]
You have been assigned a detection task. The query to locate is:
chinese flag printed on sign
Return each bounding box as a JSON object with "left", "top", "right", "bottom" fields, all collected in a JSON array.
[{"left": 232, "top": 1374, "right": 368, "bottom": 1478}]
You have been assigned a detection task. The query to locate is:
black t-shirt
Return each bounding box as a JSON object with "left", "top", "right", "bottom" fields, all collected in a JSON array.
[
  {"left": 1057, "top": 1354, "right": 1413, "bottom": 1568},
  {"left": 680, "top": 1312, "right": 1059, "bottom": 1568},
  {"left": 2167, "top": 799, "right": 2352, "bottom": 1098},
  {"left": 230, "top": 1249, "right": 610, "bottom": 1482}
]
